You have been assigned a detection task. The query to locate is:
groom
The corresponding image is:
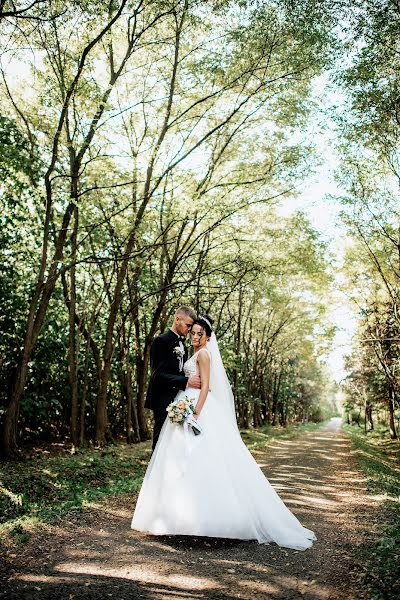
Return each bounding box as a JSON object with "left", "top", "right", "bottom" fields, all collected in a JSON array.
[{"left": 145, "top": 306, "right": 201, "bottom": 450}]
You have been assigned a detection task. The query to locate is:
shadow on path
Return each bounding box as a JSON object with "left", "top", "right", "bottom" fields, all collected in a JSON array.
[{"left": 1, "top": 418, "right": 377, "bottom": 599}]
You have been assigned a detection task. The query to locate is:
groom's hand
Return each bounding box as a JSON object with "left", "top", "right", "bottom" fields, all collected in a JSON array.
[{"left": 187, "top": 375, "right": 201, "bottom": 389}]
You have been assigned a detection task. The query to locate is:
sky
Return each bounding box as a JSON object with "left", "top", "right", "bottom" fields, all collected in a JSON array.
[
  {"left": 278, "top": 126, "right": 358, "bottom": 384},
  {"left": 298, "top": 174, "right": 357, "bottom": 384},
  {"left": 273, "top": 69, "right": 360, "bottom": 384}
]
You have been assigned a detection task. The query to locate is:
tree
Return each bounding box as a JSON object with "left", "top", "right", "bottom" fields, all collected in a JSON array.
[{"left": 0, "top": 0, "right": 336, "bottom": 455}]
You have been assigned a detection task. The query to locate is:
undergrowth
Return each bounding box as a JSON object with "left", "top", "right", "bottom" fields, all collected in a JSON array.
[
  {"left": 0, "top": 444, "right": 149, "bottom": 542},
  {"left": 345, "top": 424, "right": 400, "bottom": 600}
]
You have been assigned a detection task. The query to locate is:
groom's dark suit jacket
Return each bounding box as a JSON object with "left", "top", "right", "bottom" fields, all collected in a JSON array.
[{"left": 145, "top": 329, "right": 189, "bottom": 413}]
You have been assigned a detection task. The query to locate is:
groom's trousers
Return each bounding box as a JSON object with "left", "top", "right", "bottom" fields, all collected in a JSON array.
[{"left": 152, "top": 410, "right": 167, "bottom": 451}]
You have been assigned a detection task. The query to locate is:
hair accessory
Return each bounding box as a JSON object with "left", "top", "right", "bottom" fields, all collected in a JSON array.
[{"left": 200, "top": 315, "right": 212, "bottom": 330}]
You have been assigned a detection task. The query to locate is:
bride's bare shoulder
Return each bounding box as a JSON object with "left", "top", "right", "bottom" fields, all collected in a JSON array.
[{"left": 197, "top": 348, "right": 211, "bottom": 362}]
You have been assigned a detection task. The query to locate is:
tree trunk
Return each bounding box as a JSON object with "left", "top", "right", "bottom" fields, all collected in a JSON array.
[
  {"left": 1, "top": 3, "right": 130, "bottom": 459},
  {"left": 68, "top": 205, "right": 79, "bottom": 447},
  {"left": 118, "top": 320, "right": 140, "bottom": 444},
  {"left": 135, "top": 352, "right": 151, "bottom": 440},
  {"left": 125, "top": 364, "right": 132, "bottom": 442},
  {"left": 1, "top": 389, "right": 21, "bottom": 459},
  {"left": 95, "top": 253, "right": 131, "bottom": 445},
  {"left": 79, "top": 333, "right": 91, "bottom": 447},
  {"left": 271, "top": 372, "right": 282, "bottom": 426},
  {"left": 253, "top": 401, "right": 262, "bottom": 428},
  {"left": 2, "top": 201, "right": 75, "bottom": 458},
  {"left": 364, "top": 399, "right": 373, "bottom": 433},
  {"left": 232, "top": 285, "right": 244, "bottom": 425},
  {"left": 121, "top": 365, "right": 139, "bottom": 444},
  {"left": 388, "top": 386, "right": 398, "bottom": 440}
]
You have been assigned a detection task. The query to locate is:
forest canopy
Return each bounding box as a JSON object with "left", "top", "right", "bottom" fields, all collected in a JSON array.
[{"left": 1, "top": 0, "right": 399, "bottom": 457}]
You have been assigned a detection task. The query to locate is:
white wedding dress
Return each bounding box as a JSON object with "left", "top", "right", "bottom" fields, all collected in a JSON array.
[{"left": 131, "top": 340, "right": 316, "bottom": 551}]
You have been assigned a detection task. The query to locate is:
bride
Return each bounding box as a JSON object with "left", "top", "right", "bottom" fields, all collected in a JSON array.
[{"left": 131, "top": 315, "right": 316, "bottom": 550}]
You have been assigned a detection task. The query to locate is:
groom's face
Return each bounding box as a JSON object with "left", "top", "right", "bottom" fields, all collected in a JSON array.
[{"left": 176, "top": 315, "right": 194, "bottom": 337}]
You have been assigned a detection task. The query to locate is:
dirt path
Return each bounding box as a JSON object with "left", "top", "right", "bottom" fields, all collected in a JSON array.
[{"left": 1, "top": 419, "right": 379, "bottom": 599}]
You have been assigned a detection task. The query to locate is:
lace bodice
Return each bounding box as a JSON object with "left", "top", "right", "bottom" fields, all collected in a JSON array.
[
  {"left": 183, "top": 349, "right": 210, "bottom": 377},
  {"left": 183, "top": 353, "right": 198, "bottom": 377}
]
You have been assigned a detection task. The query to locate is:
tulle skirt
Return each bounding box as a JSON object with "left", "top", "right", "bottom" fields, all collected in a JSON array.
[{"left": 131, "top": 388, "right": 316, "bottom": 550}]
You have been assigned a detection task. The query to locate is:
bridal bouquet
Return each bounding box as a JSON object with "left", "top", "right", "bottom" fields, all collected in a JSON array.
[{"left": 166, "top": 396, "right": 202, "bottom": 435}]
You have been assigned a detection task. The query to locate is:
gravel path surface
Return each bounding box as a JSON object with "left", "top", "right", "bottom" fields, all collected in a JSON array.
[{"left": 1, "top": 418, "right": 378, "bottom": 599}]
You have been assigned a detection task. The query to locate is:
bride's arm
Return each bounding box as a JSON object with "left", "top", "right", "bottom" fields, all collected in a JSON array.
[{"left": 194, "top": 350, "right": 210, "bottom": 417}]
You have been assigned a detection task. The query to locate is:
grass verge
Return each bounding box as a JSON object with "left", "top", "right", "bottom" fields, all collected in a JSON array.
[
  {"left": 0, "top": 443, "right": 150, "bottom": 546},
  {"left": 0, "top": 420, "right": 326, "bottom": 547},
  {"left": 345, "top": 424, "right": 400, "bottom": 600}
]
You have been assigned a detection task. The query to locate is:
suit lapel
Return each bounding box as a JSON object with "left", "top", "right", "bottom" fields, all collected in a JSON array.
[{"left": 166, "top": 329, "right": 185, "bottom": 372}]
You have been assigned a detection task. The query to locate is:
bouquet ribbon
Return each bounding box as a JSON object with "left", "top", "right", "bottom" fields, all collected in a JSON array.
[
  {"left": 186, "top": 414, "right": 202, "bottom": 435},
  {"left": 183, "top": 414, "right": 202, "bottom": 451}
]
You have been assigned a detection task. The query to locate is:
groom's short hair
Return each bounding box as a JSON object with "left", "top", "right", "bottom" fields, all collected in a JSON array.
[{"left": 175, "top": 306, "right": 197, "bottom": 321}]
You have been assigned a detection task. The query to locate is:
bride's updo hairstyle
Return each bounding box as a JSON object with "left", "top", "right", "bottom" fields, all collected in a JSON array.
[{"left": 194, "top": 314, "right": 214, "bottom": 338}]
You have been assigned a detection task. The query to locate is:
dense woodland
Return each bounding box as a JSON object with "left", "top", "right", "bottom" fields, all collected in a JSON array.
[
  {"left": 337, "top": 1, "right": 400, "bottom": 440},
  {"left": 0, "top": 0, "right": 399, "bottom": 459}
]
